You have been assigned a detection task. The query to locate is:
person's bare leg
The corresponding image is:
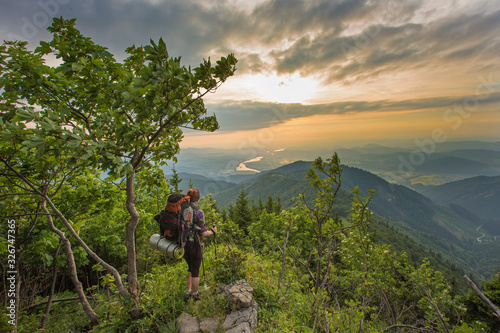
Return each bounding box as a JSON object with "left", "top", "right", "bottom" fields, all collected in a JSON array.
[
  {"left": 191, "top": 277, "right": 200, "bottom": 293},
  {"left": 187, "top": 272, "right": 192, "bottom": 292}
]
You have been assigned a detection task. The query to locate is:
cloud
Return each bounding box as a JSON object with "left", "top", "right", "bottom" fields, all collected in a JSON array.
[
  {"left": 3, "top": 0, "right": 499, "bottom": 80},
  {"left": 3, "top": 0, "right": 499, "bottom": 149},
  {"left": 3, "top": 1, "right": 500, "bottom": 101},
  {"left": 209, "top": 91, "right": 500, "bottom": 131}
]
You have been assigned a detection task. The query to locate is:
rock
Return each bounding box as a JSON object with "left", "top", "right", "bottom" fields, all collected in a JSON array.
[
  {"left": 221, "top": 279, "right": 254, "bottom": 309},
  {"left": 176, "top": 279, "right": 257, "bottom": 332},
  {"left": 221, "top": 301, "right": 258, "bottom": 331},
  {"left": 177, "top": 312, "right": 200, "bottom": 333},
  {"left": 199, "top": 317, "right": 219, "bottom": 333},
  {"left": 225, "top": 322, "right": 251, "bottom": 333}
]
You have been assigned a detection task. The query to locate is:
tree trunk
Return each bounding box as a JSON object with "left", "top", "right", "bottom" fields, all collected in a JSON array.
[
  {"left": 40, "top": 240, "right": 62, "bottom": 329},
  {"left": 42, "top": 201, "right": 99, "bottom": 327},
  {"left": 44, "top": 196, "right": 129, "bottom": 298},
  {"left": 125, "top": 170, "right": 141, "bottom": 318}
]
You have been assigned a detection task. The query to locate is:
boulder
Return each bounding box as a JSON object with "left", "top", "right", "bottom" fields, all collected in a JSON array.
[
  {"left": 177, "top": 312, "right": 200, "bottom": 333},
  {"left": 225, "top": 322, "right": 251, "bottom": 333},
  {"left": 199, "top": 316, "right": 220, "bottom": 333},
  {"left": 221, "top": 301, "right": 258, "bottom": 331}
]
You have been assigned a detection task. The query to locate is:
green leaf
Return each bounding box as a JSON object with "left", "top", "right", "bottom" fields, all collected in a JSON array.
[
  {"left": 34, "top": 41, "right": 52, "bottom": 54},
  {"left": 13, "top": 108, "right": 37, "bottom": 122},
  {"left": 72, "top": 62, "right": 85, "bottom": 72}
]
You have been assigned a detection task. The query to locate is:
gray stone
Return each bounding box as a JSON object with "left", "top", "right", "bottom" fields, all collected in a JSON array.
[
  {"left": 224, "top": 322, "right": 251, "bottom": 333},
  {"left": 177, "top": 312, "right": 200, "bottom": 333},
  {"left": 199, "top": 316, "right": 219, "bottom": 333},
  {"left": 221, "top": 301, "right": 258, "bottom": 331},
  {"left": 176, "top": 279, "right": 258, "bottom": 332},
  {"left": 222, "top": 279, "right": 254, "bottom": 309}
]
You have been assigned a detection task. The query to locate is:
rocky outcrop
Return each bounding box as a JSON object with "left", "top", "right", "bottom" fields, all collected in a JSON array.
[{"left": 177, "top": 279, "right": 258, "bottom": 333}]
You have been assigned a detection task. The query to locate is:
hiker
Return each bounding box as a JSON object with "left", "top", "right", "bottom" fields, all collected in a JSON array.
[{"left": 184, "top": 189, "right": 217, "bottom": 301}]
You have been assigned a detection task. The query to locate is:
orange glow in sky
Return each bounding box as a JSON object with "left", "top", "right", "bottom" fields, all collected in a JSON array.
[{"left": 3, "top": 0, "right": 499, "bottom": 150}]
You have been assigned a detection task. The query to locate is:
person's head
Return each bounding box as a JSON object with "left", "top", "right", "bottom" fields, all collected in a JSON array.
[{"left": 187, "top": 189, "right": 200, "bottom": 203}]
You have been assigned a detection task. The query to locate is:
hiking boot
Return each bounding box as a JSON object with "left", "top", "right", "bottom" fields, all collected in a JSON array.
[{"left": 191, "top": 293, "right": 200, "bottom": 301}]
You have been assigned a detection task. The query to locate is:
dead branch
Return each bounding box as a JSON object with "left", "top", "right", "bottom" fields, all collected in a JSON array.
[{"left": 464, "top": 274, "right": 500, "bottom": 320}]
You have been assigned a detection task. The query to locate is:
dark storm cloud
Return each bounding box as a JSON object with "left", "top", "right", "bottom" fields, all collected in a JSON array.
[
  {"left": 1, "top": 0, "right": 244, "bottom": 64},
  {"left": 3, "top": 0, "right": 498, "bottom": 78},
  {"left": 271, "top": 6, "right": 500, "bottom": 84}
]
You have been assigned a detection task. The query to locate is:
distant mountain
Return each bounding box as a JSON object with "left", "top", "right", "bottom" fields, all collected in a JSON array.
[
  {"left": 433, "top": 140, "right": 500, "bottom": 152},
  {"left": 443, "top": 148, "right": 500, "bottom": 161},
  {"left": 420, "top": 175, "right": 500, "bottom": 234},
  {"left": 340, "top": 150, "right": 499, "bottom": 174},
  {"left": 171, "top": 140, "right": 500, "bottom": 187},
  {"left": 175, "top": 172, "right": 238, "bottom": 194},
  {"left": 413, "top": 156, "right": 491, "bottom": 175}
]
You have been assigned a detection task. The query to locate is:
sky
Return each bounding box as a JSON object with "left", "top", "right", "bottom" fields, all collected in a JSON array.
[{"left": 2, "top": 0, "right": 500, "bottom": 152}]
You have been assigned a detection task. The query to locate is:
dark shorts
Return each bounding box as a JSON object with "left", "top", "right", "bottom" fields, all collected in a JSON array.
[{"left": 183, "top": 241, "right": 203, "bottom": 278}]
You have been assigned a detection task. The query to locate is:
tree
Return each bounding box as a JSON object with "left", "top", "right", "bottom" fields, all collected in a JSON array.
[
  {"left": 229, "top": 186, "right": 253, "bottom": 234},
  {"left": 0, "top": 17, "right": 237, "bottom": 324},
  {"left": 265, "top": 195, "right": 274, "bottom": 214},
  {"left": 169, "top": 166, "right": 182, "bottom": 193},
  {"left": 297, "top": 153, "right": 374, "bottom": 293}
]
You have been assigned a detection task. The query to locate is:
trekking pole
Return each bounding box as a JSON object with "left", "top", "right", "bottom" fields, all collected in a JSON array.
[
  {"left": 212, "top": 224, "right": 217, "bottom": 259},
  {"left": 201, "top": 249, "right": 205, "bottom": 276}
]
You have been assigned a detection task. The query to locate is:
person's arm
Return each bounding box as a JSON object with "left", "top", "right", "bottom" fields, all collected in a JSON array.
[
  {"left": 196, "top": 209, "right": 216, "bottom": 237},
  {"left": 201, "top": 226, "right": 216, "bottom": 237}
]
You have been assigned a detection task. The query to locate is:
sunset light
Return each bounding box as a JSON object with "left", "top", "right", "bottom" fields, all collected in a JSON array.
[
  {"left": 210, "top": 72, "right": 321, "bottom": 104},
  {"left": 248, "top": 73, "right": 320, "bottom": 104},
  {"left": 3, "top": 0, "right": 499, "bottom": 151}
]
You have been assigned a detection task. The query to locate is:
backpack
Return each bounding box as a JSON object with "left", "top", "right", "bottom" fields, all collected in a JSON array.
[{"left": 154, "top": 193, "right": 200, "bottom": 248}]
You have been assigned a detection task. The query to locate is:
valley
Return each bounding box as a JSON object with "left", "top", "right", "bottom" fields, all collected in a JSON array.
[{"left": 168, "top": 140, "right": 500, "bottom": 281}]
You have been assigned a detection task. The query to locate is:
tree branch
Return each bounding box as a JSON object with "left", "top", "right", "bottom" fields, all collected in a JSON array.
[
  {"left": 22, "top": 296, "right": 95, "bottom": 312},
  {"left": 20, "top": 69, "right": 91, "bottom": 129},
  {"left": 464, "top": 274, "right": 500, "bottom": 319},
  {"left": 383, "top": 324, "right": 433, "bottom": 332},
  {"left": 0, "top": 154, "right": 129, "bottom": 299},
  {"left": 42, "top": 199, "right": 99, "bottom": 325}
]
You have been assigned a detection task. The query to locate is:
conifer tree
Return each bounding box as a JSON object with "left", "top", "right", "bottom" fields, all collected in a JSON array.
[
  {"left": 229, "top": 186, "right": 253, "bottom": 234},
  {"left": 169, "top": 167, "right": 182, "bottom": 193},
  {"left": 258, "top": 197, "right": 264, "bottom": 214},
  {"left": 265, "top": 194, "right": 274, "bottom": 213},
  {"left": 275, "top": 195, "right": 282, "bottom": 214}
]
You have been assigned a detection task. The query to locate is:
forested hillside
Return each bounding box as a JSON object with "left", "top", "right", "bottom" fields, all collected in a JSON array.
[
  {"left": 419, "top": 176, "right": 500, "bottom": 235},
  {"left": 180, "top": 161, "right": 499, "bottom": 282}
]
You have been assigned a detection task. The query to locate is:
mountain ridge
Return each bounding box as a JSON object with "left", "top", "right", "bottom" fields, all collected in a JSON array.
[
  {"left": 175, "top": 159, "right": 499, "bottom": 279},
  {"left": 419, "top": 175, "right": 500, "bottom": 235}
]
